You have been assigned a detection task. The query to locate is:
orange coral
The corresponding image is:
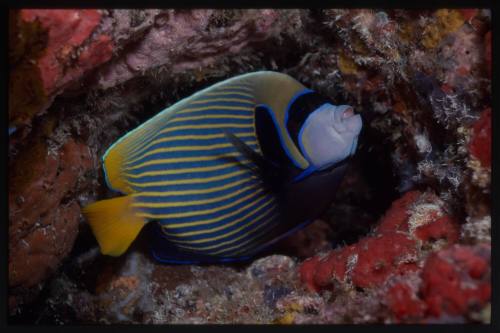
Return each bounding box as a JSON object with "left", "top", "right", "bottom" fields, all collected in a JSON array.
[
  {"left": 421, "top": 9, "right": 465, "bottom": 49},
  {"left": 338, "top": 52, "right": 359, "bottom": 75}
]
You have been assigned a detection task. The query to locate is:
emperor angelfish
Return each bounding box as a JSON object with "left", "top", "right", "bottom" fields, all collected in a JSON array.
[{"left": 83, "top": 71, "right": 362, "bottom": 264}]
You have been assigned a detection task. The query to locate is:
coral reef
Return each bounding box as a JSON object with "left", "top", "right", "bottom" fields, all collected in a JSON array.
[
  {"left": 299, "top": 191, "right": 459, "bottom": 292},
  {"left": 9, "top": 10, "right": 113, "bottom": 129},
  {"left": 9, "top": 131, "right": 94, "bottom": 308},
  {"left": 8, "top": 8, "right": 491, "bottom": 324}
]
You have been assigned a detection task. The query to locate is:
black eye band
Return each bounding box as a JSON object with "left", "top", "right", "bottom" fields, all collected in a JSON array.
[{"left": 286, "top": 91, "right": 333, "bottom": 149}]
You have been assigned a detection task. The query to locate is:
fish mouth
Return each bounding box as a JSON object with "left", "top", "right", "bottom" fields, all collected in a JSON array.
[{"left": 342, "top": 107, "right": 355, "bottom": 119}]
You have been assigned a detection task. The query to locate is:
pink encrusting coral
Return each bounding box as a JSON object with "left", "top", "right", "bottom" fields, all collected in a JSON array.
[
  {"left": 421, "top": 244, "right": 491, "bottom": 318},
  {"left": 383, "top": 244, "right": 491, "bottom": 322},
  {"left": 385, "top": 282, "right": 426, "bottom": 321},
  {"left": 299, "top": 191, "right": 460, "bottom": 293},
  {"left": 19, "top": 9, "right": 111, "bottom": 95},
  {"left": 10, "top": 10, "right": 114, "bottom": 129},
  {"left": 299, "top": 191, "right": 490, "bottom": 323}
]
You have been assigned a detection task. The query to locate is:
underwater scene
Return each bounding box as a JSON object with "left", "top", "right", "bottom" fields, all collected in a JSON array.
[{"left": 8, "top": 9, "right": 491, "bottom": 324}]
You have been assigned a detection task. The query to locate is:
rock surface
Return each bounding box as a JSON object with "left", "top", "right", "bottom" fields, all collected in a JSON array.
[{"left": 8, "top": 9, "right": 491, "bottom": 324}]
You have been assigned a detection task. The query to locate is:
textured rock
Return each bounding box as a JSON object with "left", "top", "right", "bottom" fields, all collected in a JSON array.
[
  {"left": 96, "top": 10, "right": 283, "bottom": 89},
  {"left": 9, "top": 137, "right": 94, "bottom": 309},
  {"left": 35, "top": 252, "right": 303, "bottom": 324}
]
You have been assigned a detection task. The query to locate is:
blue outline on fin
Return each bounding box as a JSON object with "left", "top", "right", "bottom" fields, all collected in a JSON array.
[
  {"left": 292, "top": 165, "right": 317, "bottom": 183},
  {"left": 257, "top": 103, "right": 304, "bottom": 169},
  {"left": 284, "top": 88, "right": 314, "bottom": 126}
]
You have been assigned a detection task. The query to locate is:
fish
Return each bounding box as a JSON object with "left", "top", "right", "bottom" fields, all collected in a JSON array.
[{"left": 82, "top": 71, "right": 362, "bottom": 264}]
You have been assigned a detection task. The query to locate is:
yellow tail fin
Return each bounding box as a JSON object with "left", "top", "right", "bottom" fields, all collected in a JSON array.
[{"left": 82, "top": 195, "right": 147, "bottom": 256}]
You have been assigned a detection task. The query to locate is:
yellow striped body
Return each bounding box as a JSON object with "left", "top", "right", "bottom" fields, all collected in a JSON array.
[{"left": 89, "top": 71, "right": 311, "bottom": 261}]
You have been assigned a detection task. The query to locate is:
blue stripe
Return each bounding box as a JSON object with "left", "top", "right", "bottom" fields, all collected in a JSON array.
[
  {"left": 183, "top": 99, "right": 254, "bottom": 108},
  {"left": 126, "top": 144, "right": 258, "bottom": 170},
  {"left": 128, "top": 162, "right": 252, "bottom": 183},
  {"left": 102, "top": 101, "right": 180, "bottom": 193},
  {"left": 134, "top": 133, "right": 255, "bottom": 153},
  {"left": 130, "top": 169, "right": 256, "bottom": 192},
  {"left": 141, "top": 182, "right": 263, "bottom": 215},
  {"left": 135, "top": 177, "right": 260, "bottom": 203},
  {"left": 214, "top": 221, "right": 280, "bottom": 257},
  {"left": 163, "top": 117, "right": 252, "bottom": 128},
  {"left": 159, "top": 193, "right": 274, "bottom": 231},
  {"left": 193, "top": 92, "right": 255, "bottom": 100},
  {"left": 170, "top": 208, "right": 278, "bottom": 250},
  {"left": 210, "top": 87, "right": 253, "bottom": 94},
  {"left": 125, "top": 105, "right": 255, "bottom": 162},
  {"left": 175, "top": 109, "right": 253, "bottom": 118},
  {"left": 150, "top": 125, "right": 253, "bottom": 137},
  {"left": 125, "top": 155, "right": 248, "bottom": 174}
]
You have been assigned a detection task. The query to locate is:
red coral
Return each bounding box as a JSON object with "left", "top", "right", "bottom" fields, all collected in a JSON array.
[
  {"left": 421, "top": 244, "right": 491, "bottom": 317},
  {"left": 301, "top": 231, "right": 420, "bottom": 292},
  {"left": 350, "top": 232, "right": 419, "bottom": 288},
  {"left": 299, "top": 191, "right": 460, "bottom": 293},
  {"left": 458, "top": 9, "right": 478, "bottom": 22},
  {"left": 440, "top": 84, "right": 454, "bottom": 94},
  {"left": 414, "top": 215, "right": 459, "bottom": 243},
  {"left": 384, "top": 244, "right": 490, "bottom": 321},
  {"left": 77, "top": 34, "right": 113, "bottom": 67},
  {"left": 376, "top": 191, "right": 421, "bottom": 234},
  {"left": 469, "top": 108, "right": 491, "bottom": 167},
  {"left": 298, "top": 257, "right": 321, "bottom": 292},
  {"left": 312, "top": 244, "right": 356, "bottom": 289},
  {"left": 386, "top": 282, "right": 426, "bottom": 320},
  {"left": 19, "top": 9, "right": 112, "bottom": 95}
]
